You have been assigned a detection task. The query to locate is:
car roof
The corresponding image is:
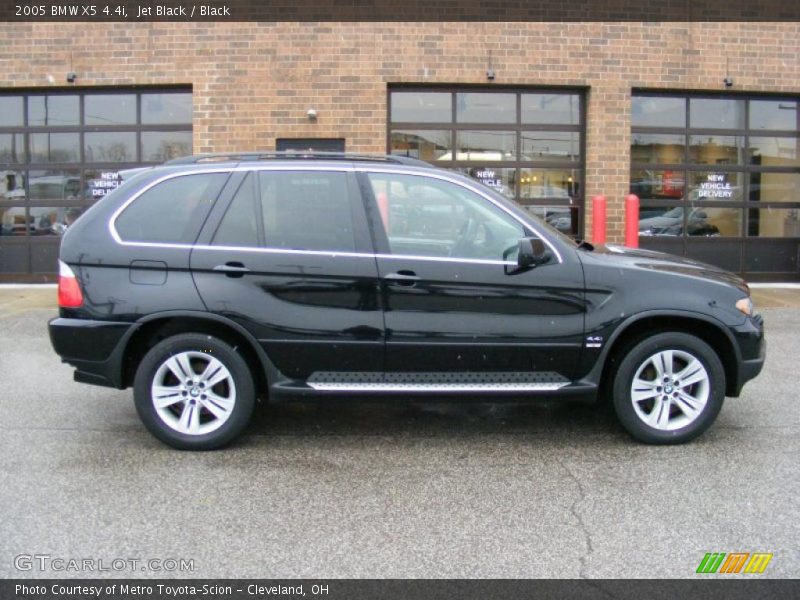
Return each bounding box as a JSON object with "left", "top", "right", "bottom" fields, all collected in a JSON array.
[{"left": 163, "top": 151, "right": 434, "bottom": 170}]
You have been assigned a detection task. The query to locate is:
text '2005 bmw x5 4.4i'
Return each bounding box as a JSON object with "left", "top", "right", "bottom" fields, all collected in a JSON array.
[{"left": 49, "top": 153, "right": 765, "bottom": 450}]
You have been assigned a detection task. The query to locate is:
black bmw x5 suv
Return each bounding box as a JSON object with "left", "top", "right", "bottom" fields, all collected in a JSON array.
[{"left": 49, "top": 152, "right": 765, "bottom": 450}]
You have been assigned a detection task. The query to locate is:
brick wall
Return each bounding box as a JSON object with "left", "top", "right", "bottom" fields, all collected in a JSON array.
[{"left": 2, "top": 21, "right": 798, "bottom": 241}]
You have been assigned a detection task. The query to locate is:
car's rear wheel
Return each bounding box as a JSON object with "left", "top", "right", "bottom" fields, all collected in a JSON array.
[
  {"left": 134, "top": 333, "right": 255, "bottom": 450},
  {"left": 612, "top": 332, "right": 725, "bottom": 444}
]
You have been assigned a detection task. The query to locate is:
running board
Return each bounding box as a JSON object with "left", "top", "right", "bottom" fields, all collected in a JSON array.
[{"left": 305, "top": 371, "right": 570, "bottom": 393}]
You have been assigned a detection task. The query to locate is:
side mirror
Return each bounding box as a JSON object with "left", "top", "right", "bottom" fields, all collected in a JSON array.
[{"left": 517, "top": 237, "right": 550, "bottom": 268}]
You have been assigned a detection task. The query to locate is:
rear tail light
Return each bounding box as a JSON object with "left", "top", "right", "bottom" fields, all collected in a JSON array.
[{"left": 58, "top": 260, "right": 84, "bottom": 308}]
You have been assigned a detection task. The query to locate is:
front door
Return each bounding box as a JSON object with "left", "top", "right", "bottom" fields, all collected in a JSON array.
[
  {"left": 360, "top": 170, "right": 586, "bottom": 383},
  {"left": 191, "top": 168, "right": 383, "bottom": 380}
]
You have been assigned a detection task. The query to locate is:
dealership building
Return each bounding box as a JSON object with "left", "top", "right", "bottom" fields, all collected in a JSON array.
[{"left": 0, "top": 19, "right": 799, "bottom": 281}]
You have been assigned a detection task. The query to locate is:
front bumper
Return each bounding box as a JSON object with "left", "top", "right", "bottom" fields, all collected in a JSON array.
[
  {"left": 730, "top": 313, "right": 766, "bottom": 397},
  {"left": 49, "top": 317, "right": 139, "bottom": 389}
]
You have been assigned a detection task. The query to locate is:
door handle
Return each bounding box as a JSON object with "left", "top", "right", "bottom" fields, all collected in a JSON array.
[
  {"left": 384, "top": 270, "right": 420, "bottom": 286},
  {"left": 213, "top": 262, "right": 251, "bottom": 277}
]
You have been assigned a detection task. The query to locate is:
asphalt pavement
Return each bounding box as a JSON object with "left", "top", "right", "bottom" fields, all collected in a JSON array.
[{"left": 0, "top": 288, "right": 797, "bottom": 579}]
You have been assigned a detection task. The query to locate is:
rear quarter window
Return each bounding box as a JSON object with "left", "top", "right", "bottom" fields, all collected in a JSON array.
[{"left": 115, "top": 172, "right": 228, "bottom": 244}]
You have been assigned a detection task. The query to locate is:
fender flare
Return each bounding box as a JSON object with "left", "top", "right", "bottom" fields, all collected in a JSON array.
[
  {"left": 580, "top": 309, "right": 741, "bottom": 387},
  {"left": 111, "top": 310, "right": 283, "bottom": 388}
]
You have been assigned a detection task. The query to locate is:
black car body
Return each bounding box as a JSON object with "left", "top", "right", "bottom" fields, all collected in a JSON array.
[{"left": 49, "top": 153, "right": 765, "bottom": 449}]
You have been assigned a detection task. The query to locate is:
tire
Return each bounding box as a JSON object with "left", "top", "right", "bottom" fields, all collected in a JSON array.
[
  {"left": 133, "top": 333, "right": 256, "bottom": 450},
  {"left": 612, "top": 332, "right": 725, "bottom": 445}
]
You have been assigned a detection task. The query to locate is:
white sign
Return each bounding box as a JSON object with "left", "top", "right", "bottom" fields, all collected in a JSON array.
[
  {"left": 91, "top": 171, "right": 121, "bottom": 197},
  {"left": 697, "top": 173, "right": 734, "bottom": 199}
]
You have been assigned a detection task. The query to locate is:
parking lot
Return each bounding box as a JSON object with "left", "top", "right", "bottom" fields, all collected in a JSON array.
[{"left": 0, "top": 287, "right": 798, "bottom": 579}]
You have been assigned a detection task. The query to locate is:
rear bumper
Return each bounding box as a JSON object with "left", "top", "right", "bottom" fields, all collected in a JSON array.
[{"left": 49, "top": 317, "right": 138, "bottom": 389}]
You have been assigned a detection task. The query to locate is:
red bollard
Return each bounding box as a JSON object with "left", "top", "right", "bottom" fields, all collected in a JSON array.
[
  {"left": 625, "top": 194, "right": 640, "bottom": 248},
  {"left": 591, "top": 195, "right": 606, "bottom": 245}
]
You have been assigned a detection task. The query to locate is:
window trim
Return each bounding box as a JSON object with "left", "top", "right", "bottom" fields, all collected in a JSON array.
[
  {"left": 109, "top": 166, "right": 564, "bottom": 265},
  {"left": 111, "top": 170, "right": 229, "bottom": 245}
]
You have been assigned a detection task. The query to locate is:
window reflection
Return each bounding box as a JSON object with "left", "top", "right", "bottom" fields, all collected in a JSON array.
[
  {"left": 26, "top": 170, "right": 81, "bottom": 203},
  {"left": 141, "top": 93, "right": 192, "bottom": 124},
  {"left": 521, "top": 132, "right": 580, "bottom": 162},
  {"left": 689, "top": 98, "right": 745, "bottom": 129},
  {"left": 630, "top": 169, "right": 685, "bottom": 200},
  {"left": 0, "top": 206, "right": 28, "bottom": 236},
  {"left": 141, "top": 131, "right": 192, "bottom": 161},
  {"left": 84, "top": 132, "right": 136, "bottom": 162},
  {"left": 519, "top": 168, "right": 579, "bottom": 200},
  {"left": 456, "top": 131, "right": 516, "bottom": 161},
  {"left": 0, "top": 97, "right": 24, "bottom": 127},
  {"left": 632, "top": 96, "right": 685, "bottom": 127},
  {"left": 749, "top": 100, "right": 799, "bottom": 131},
  {"left": 749, "top": 136, "right": 800, "bottom": 167},
  {"left": 456, "top": 93, "right": 516, "bottom": 123},
  {"left": 688, "top": 135, "right": 744, "bottom": 165},
  {"left": 630, "top": 133, "right": 685, "bottom": 164},
  {"left": 0, "top": 169, "right": 25, "bottom": 200},
  {"left": 521, "top": 94, "right": 580, "bottom": 125},
  {"left": 0, "top": 205, "right": 84, "bottom": 237},
  {"left": 85, "top": 94, "right": 136, "bottom": 125},
  {"left": 639, "top": 205, "right": 741, "bottom": 237},
  {"left": 28, "top": 95, "right": 79, "bottom": 126},
  {"left": 390, "top": 130, "right": 451, "bottom": 162},
  {"left": 524, "top": 205, "right": 579, "bottom": 236},
  {"left": 0, "top": 134, "right": 24, "bottom": 163},
  {"left": 748, "top": 207, "right": 800, "bottom": 237},
  {"left": 390, "top": 92, "right": 451, "bottom": 123},
  {"left": 749, "top": 172, "right": 800, "bottom": 203},
  {"left": 29, "top": 133, "right": 80, "bottom": 163}
]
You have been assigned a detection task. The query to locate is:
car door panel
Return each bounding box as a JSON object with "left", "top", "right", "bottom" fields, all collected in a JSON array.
[
  {"left": 362, "top": 170, "right": 586, "bottom": 380},
  {"left": 191, "top": 169, "right": 384, "bottom": 380}
]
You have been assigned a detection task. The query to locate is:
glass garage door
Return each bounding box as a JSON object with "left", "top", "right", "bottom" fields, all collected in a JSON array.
[
  {"left": 0, "top": 88, "right": 192, "bottom": 282},
  {"left": 631, "top": 92, "right": 800, "bottom": 280},
  {"left": 388, "top": 87, "right": 585, "bottom": 239}
]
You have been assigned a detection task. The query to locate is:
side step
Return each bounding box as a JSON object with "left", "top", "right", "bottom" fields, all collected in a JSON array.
[{"left": 305, "top": 371, "right": 570, "bottom": 393}]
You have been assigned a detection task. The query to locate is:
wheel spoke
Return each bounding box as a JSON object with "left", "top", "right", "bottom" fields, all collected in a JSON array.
[
  {"left": 647, "top": 398, "right": 665, "bottom": 427},
  {"left": 201, "top": 392, "right": 234, "bottom": 420},
  {"left": 153, "top": 385, "right": 184, "bottom": 408},
  {"left": 659, "top": 350, "right": 674, "bottom": 378},
  {"left": 675, "top": 359, "right": 707, "bottom": 388},
  {"left": 649, "top": 355, "right": 664, "bottom": 380},
  {"left": 674, "top": 391, "right": 704, "bottom": 419},
  {"left": 178, "top": 401, "right": 201, "bottom": 433},
  {"left": 632, "top": 378, "right": 660, "bottom": 403},
  {"left": 200, "top": 357, "right": 229, "bottom": 388},
  {"left": 166, "top": 353, "right": 194, "bottom": 381}
]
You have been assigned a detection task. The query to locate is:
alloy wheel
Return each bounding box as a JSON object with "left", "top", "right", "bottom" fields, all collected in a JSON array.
[
  {"left": 630, "top": 349, "right": 710, "bottom": 431},
  {"left": 151, "top": 351, "right": 237, "bottom": 435}
]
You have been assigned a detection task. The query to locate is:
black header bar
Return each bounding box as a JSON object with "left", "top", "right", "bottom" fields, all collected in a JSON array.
[{"left": 1, "top": 0, "right": 799, "bottom": 22}]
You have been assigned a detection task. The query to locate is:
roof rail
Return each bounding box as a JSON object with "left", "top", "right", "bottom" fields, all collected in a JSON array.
[{"left": 163, "top": 151, "right": 433, "bottom": 168}]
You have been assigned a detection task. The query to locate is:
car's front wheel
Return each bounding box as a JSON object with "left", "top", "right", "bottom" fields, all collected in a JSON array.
[
  {"left": 612, "top": 332, "right": 725, "bottom": 444},
  {"left": 133, "top": 333, "right": 255, "bottom": 450}
]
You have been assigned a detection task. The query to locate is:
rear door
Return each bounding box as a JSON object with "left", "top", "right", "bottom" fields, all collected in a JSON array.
[
  {"left": 360, "top": 169, "right": 586, "bottom": 383},
  {"left": 190, "top": 167, "right": 383, "bottom": 381}
]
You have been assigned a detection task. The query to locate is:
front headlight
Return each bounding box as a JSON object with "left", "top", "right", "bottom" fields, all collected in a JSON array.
[{"left": 735, "top": 297, "right": 755, "bottom": 317}]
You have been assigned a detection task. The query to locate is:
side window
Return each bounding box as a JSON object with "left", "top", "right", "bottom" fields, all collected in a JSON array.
[
  {"left": 366, "top": 173, "right": 526, "bottom": 261},
  {"left": 212, "top": 174, "right": 259, "bottom": 247},
  {"left": 116, "top": 172, "right": 227, "bottom": 244},
  {"left": 258, "top": 170, "right": 355, "bottom": 252}
]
